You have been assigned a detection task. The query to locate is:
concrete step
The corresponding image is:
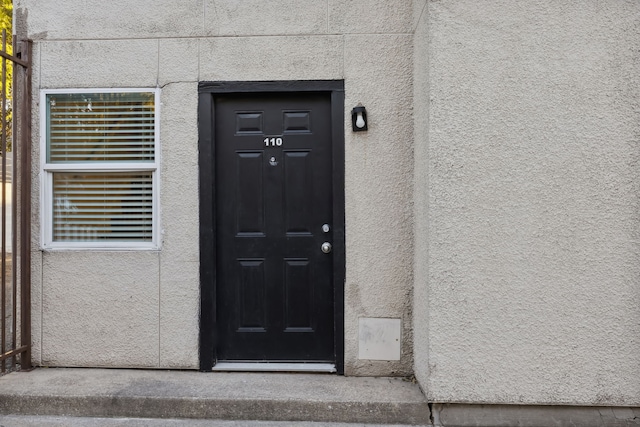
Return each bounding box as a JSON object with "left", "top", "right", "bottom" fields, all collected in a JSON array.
[
  {"left": 0, "top": 415, "right": 429, "bottom": 427},
  {"left": 0, "top": 368, "right": 431, "bottom": 425}
]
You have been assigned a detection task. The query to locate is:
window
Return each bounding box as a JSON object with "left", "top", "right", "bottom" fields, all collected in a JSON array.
[{"left": 41, "top": 89, "right": 160, "bottom": 249}]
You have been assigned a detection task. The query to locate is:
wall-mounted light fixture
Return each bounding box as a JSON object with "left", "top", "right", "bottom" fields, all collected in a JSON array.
[{"left": 351, "top": 104, "right": 368, "bottom": 132}]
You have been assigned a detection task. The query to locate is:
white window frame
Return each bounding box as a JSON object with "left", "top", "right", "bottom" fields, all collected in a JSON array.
[{"left": 40, "top": 88, "right": 161, "bottom": 250}]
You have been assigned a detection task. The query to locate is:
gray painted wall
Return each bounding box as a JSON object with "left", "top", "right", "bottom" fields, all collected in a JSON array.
[
  {"left": 16, "top": 0, "right": 640, "bottom": 408},
  {"left": 16, "top": 0, "right": 416, "bottom": 377},
  {"left": 413, "top": 0, "right": 429, "bottom": 391},
  {"left": 416, "top": 0, "right": 640, "bottom": 406}
]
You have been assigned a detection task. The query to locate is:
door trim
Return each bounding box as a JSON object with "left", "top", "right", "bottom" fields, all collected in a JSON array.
[{"left": 198, "top": 81, "right": 345, "bottom": 373}]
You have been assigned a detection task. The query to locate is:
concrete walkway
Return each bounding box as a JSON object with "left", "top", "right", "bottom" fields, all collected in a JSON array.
[
  {"left": 0, "top": 416, "right": 428, "bottom": 427},
  {"left": 0, "top": 368, "right": 430, "bottom": 426}
]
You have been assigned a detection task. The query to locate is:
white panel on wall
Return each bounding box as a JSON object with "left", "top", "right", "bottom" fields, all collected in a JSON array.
[{"left": 358, "top": 318, "right": 401, "bottom": 361}]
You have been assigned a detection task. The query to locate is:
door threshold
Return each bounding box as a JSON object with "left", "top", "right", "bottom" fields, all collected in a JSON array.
[{"left": 212, "top": 362, "right": 336, "bottom": 373}]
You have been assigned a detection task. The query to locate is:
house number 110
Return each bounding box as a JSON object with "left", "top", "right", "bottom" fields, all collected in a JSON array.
[{"left": 264, "top": 137, "right": 283, "bottom": 147}]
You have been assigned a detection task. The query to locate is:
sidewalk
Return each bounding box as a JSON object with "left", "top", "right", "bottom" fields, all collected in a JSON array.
[
  {"left": 0, "top": 368, "right": 430, "bottom": 426},
  {"left": 0, "top": 416, "right": 428, "bottom": 427}
]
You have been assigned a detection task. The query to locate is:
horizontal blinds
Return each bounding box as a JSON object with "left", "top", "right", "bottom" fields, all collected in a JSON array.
[
  {"left": 47, "top": 92, "right": 155, "bottom": 163},
  {"left": 52, "top": 172, "right": 153, "bottom": 242}
]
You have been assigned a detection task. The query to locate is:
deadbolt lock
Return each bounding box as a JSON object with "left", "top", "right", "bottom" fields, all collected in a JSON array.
[{"left": 321, "top": 242, "right": 332, "bottom": 254}]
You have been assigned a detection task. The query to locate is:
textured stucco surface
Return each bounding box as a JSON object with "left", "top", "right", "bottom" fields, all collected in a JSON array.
[
  {"left": 28, "top": 42, "right": 42, "bottom": 366},
  {"left": 30, "top": 251, "right": 42, "bottom": 366},
  {"left": 18, "top": 0, "right": 416, "bottom": 375},
  {"left": 412, "top": 0, "right": 429, "bottom": 391},
  {"left": 198, "top": 36, "right": 344, "bottom": 82},
  {"left": 39, "top": 40, "right": 159, "bottom": 88},
  {"left": 158, "top": 83, "right": 200, "bottom": 368},
  {"left": 40, "top": 252, "right": 160, "bottom": 367},
  {"left": 15, "top": 0, "right": 205, "bottom": 40},
  {"left": 328, "top": 0, "right": 414, "bottom": 34},
  {"left": 205, "top": 0, "right": 328, "bottom": 36},
  {"left": 16, "top": 0, "right": 640, "bottom": 409},
  {"left": 425, "top": 0, "right": 640, "bottom": 405},
  {"left": 343, "top": 33, "right": 414, "bottom": 376}
]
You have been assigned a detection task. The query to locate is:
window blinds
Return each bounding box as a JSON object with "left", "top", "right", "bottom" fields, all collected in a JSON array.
[
  {"left": 45, "top": 91, "right": 157, "bottom": 245},
  {"left": 47, "top": 92, "right": 155, "bottom": 163},
  {"left": 52, "top": 172, "right": 153, "bottom": 242}
]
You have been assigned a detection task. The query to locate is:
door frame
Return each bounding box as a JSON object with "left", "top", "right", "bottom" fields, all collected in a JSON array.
[{"left": 198, "top": 81, "right": 345, "bottom": 373}]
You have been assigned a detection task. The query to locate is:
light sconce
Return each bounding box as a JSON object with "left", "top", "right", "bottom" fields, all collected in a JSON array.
[{"left": 351, "top": 104, "right": 368, "bottom": 132}]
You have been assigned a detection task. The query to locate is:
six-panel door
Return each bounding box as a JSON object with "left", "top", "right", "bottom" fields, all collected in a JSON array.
[{"left": 215, "top": 93, "right": 335, "bottom": 361}]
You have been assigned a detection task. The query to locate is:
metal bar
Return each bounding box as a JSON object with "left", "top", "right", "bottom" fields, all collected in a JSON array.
[
  {"left": 11, "top": 32, "right": 18, "bottom": 374},
  {"left": 0, "top": 33, "right": 33, "bottom": 375},
  {"left": 0, "top": 29, "right": 6, "bottom": 375},
  {"left": 0, "top": 345, "right": 27, "bottom": 361},
  {"left": 1, "top": 29, "right": 8, "bottom": 370},
  {"left": 0, "top": 50, "right": 28, "bottom": 68},
  {"left": 19, "top": 38, "right": 32, "bottom": 371}
]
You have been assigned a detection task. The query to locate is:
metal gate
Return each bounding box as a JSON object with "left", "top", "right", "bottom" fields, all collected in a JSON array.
[{"left": 0, "top": 30, "right": 32, "bottom": 374}]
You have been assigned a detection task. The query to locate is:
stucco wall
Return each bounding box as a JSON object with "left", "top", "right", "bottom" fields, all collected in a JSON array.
[
  {"left": 16, "top": 0, "right": 416, "bottom": 375},
  {"left": 424, "top": 0, "right": 640, "bottom": 405},
  {"left": 412, "top": 0, "right": 429, "bottom": 390},
  {"left": 20, "top": 0, "right": 640, "bottom": 408}
]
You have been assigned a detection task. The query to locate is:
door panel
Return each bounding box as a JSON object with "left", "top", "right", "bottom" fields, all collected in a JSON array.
[
  {"left": 215, "top": 93, "right": 334, "bottom": 362},
  {"left": 237, "top": 259, "right": 266, "bottom": 330},
  {"left": 284, "top": 151, "right": 313, "bottom": 234},
  {"left": 236, "top": 152, "right": 265, "bottom": 235}
]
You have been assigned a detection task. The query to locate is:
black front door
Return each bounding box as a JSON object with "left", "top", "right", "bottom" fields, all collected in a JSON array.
[{"left": 214, "top": 92, "right": 335, "bottom": 362}]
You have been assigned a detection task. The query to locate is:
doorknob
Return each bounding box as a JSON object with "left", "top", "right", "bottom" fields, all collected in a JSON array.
[{"left": 321, "top": 242, "right": 332, "bottom": 254}]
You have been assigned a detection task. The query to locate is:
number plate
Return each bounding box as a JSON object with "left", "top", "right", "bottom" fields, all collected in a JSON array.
[{"left": 264, "top": 136, "right": 283, "bottom": 147}]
